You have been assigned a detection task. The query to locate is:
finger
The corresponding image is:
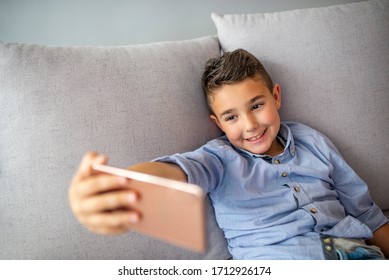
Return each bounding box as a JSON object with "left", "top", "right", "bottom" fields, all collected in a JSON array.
[
  {"left": 85, "top": 210, "right": 140, "bottom": 231},
  {"left": 72, "top": 173, "right": 129, "bottom": 198},
  {"left": 78, "top": 190, "right": 138, "bottom": 215},
  {"left": 87, "top": 225, "right": 131, "bottom": 235}
]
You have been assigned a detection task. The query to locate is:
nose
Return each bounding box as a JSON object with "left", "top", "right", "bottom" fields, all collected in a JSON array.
[{"left": 244, "top": 113, "right": 259, "bottom": 132}]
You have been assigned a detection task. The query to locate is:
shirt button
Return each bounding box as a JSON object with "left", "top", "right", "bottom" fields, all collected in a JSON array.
[
  {"left": 281, "top": 172, "right": 288, "bottom": 177},
  {"left": 325, "top": 245, "right": 333, "bottom": 251},
  {"left": 323, "top": 238, "right": 331, "bottom": 244},
  {"left": 310, "top": 208, "right": 318, "bottom": 214},
  {"left": 293, "top": 186, "right": 301, "bottom": 192},
  {"left": 274, "top": 159, "right": 280, "bottom": 164}
]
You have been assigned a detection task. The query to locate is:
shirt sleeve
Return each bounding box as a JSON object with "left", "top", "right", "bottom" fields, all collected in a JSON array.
[
  {"left": 318, "top": 132, "right": 388, "bottom": 232},
  {"left": 152, "top": 141, "right": 226, "bottom": 193}
]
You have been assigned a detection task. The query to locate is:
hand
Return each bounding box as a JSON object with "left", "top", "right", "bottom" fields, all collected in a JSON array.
[
  {"left": 367, "top": 223, "right": 389, "bottom": 259},
  {"left": 68, "top": 152, "right": 140, "bottom": 235}
]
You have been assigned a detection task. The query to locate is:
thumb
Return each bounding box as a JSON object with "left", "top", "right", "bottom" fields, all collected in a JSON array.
[{"left": 74, "top": 151, "right": 108, "bottom": 181}]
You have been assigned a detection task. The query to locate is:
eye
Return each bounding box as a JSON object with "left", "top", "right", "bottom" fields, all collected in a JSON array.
[
  {"left": 225, "top": 115, "right": 237, "bottom": 122},
  {"left": 252, "top": 103, "right": 263, "bottom": 111}
]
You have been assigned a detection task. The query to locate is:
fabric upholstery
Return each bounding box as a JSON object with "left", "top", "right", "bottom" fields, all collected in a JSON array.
[{"left": 0, "top": 37, "right": 230, "bottom": 259}]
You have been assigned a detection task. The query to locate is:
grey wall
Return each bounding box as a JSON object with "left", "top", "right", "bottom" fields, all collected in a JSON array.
[{"left": 0, "top": 0, "right": 364, "bottom": 46}]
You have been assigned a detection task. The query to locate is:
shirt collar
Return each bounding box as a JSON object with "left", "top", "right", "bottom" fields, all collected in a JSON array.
[{"left": 237, "top": 123, "right": 296, "bottom": 160}]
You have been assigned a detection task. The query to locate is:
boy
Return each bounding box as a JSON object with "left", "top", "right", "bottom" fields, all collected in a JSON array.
[{"left": 69, "top": 49, "right": 389, "bottom": 259}]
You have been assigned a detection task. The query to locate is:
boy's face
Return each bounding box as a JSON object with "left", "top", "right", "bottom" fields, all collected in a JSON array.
[{"left": 209, "top": 77, "right": 283, "bottom": 157}]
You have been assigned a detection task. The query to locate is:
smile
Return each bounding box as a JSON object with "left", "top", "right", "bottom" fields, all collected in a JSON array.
[{"left": 246, "top": 129, "right": 267, "bottom": 142}]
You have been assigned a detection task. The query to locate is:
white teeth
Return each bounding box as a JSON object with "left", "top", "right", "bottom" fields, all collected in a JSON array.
[{"left": 247, "top": 130, "right": 265, "bottom": 141}]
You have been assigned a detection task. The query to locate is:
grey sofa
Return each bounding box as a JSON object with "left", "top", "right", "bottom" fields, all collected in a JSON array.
[{"left": 1, "top": 0, "right": 388, "bottom": 259}]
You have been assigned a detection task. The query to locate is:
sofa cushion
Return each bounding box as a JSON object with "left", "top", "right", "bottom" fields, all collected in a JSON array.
[
  {"left": 0, "top": 37, "right": 230, "bottom": 259},
  {"left": 212, "top": 0, "right": 389, "bottom": 211}
]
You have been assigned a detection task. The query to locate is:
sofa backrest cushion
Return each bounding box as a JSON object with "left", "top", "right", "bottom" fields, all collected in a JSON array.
[
  {"left": 212, "top": 0, "right": 389, "bottom": 211},
  {"left": 0, "top": 36, "right": 230, "bottom": 259}
]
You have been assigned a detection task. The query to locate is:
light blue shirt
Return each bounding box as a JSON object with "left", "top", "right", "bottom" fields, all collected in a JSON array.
[{"left": 155, "top": 122, "right": 388, "bottom": 259}]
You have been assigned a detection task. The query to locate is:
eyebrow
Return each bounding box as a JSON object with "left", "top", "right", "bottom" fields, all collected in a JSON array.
[{"left": 219, "top": 95, "right": 265, "bottom": 118}]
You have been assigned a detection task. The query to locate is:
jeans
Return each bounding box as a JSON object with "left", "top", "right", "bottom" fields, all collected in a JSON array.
[{"left": 333, "top": 238, "right": 385, "bottom": 260}]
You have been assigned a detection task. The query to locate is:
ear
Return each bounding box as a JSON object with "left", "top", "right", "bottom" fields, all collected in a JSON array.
[
  {"left": 210, "top": 114, "right": 224, "bottom": 132},
  {"left": 272, "top": 84, "right": 282, "bottom": 110}
]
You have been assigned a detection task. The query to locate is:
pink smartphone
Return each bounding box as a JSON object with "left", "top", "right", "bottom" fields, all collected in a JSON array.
[{"left": 92, "top": 163, "right": 207, "bottom": 252}]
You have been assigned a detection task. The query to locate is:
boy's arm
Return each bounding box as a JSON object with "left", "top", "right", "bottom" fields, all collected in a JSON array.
[
  {"left": 366, "top": 223, "right": 389, "bottom": 259},
  {"left": 317, "top": 131, "right": 389, "bottom": 254},
  {"left": 127, "top": 161, "right": 187, "bottom": 182}
]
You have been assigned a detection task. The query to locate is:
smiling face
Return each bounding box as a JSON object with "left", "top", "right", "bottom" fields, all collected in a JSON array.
[{"left": 209, "top": 77, "right": 284, "bottom": 157}]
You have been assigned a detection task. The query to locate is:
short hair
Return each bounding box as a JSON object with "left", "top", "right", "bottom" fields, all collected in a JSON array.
[{"left": 202, "top": 49, "right": 274, "bottom": 112}]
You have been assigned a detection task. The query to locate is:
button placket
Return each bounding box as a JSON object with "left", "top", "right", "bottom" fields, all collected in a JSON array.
[
  {"left": 321, "top": 236, "right": 337, "bottom": 259},
  {"left": 280, "top": 169, "right": 303, "bottom": 209}
]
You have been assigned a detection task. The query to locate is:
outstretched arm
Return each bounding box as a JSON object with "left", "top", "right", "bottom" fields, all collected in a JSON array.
[{"left": 128, "top": 161, "right": 187, "bottom": 182}]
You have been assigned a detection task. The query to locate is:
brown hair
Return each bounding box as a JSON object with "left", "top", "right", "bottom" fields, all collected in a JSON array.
[{"left": 202, "top": 49, "right": 274, "bottom": 111}]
